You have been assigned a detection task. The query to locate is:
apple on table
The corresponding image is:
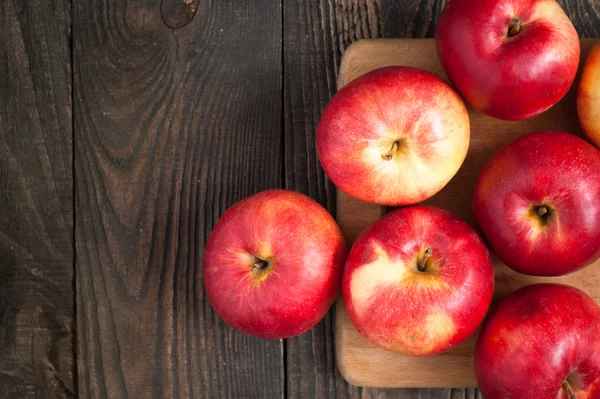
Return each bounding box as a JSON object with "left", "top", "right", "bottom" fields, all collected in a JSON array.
[
  {"left": 436, "top": 0, "right": 580, "bottom": 120},
  {"left": 203, "top": 189, "right": 346, "bottom": 339},
  {"left": 317, "top": 66, "right": 470, "bottom": 206},
  {"left": 476, "top": 284, "right": 600, "bottom": 399},
  {"left": 579, "top": 40, "right": 600, "bottom": 148},
  {"left": 343, "top": 206, "right": 495, "bottom": 356},
  {"left": 473, "top": 131, "right": 600, "bottom": 276}
]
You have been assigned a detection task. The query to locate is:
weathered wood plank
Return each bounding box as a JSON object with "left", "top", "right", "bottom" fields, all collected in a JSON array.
[
  {"left": 0, "top": 0, "right": 74, "bottom": 397},
  {"left": 74, "top": 0, "right": 284, "bottom": 397}
]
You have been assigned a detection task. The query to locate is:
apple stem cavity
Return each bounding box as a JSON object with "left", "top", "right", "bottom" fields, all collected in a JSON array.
[
  {"left": 418, "top": 248, "right": 433, "bottom": 272},
  {"left": 562, "top": 380, "right": 577, "bottom": 399},
  {"left": 252, "top": 258, "right": 270, "bottom": 274},
  {"left": 381, "top": 141, "right": 400, "bottom": 161},
  {"left": 508, "top": 17, "right": 521, "bottom": 37},
  {"left": 530, "top": 204, "right": 552, "bottom": 226}
]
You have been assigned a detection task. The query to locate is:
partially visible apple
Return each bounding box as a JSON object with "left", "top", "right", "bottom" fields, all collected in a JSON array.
[
  {"left": 317, "top": 66, "right": 469, "bottom": 206},
  {"left": 203, "top": 189, "right": 346, "bottom": 339},
  {"left": 436, "top": 0, "right": 580, "bottom": 120},
  {"left": 476, "top": 284, "right": 600, "bottom": 399},
  {"left": 342, "top": 206, "right": 494, "bottom": 356},
  {"left": 578, "top": 40, "right": 600, "bottom": 148},
  {"left": 473, "top": 131, "right": 600, "bottom": 276}
]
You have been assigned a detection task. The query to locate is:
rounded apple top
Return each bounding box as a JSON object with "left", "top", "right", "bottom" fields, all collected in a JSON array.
[
  {"left": 476, "top": 284, "right": 600, "bottom": 399},
  {"left": 203, "top": 189, "right": 346, "bottom": 339},
  {"left": 473, "top": 131, "right": 600, "bottom": 276},
  {"left": 342, "top": 206, "right": 494, "bottom": 356},
  {"left": 436, "top": 0, "right": 579, "bottom": 120},
  {"left": 317, "top": 66, "right": 470, "bottom": 206}
]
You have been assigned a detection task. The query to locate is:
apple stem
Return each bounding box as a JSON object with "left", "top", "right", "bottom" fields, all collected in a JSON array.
[
  {"left": 382, "top": 141, "right": 399, "bottom": 161},
  {"left": 562, "top": 380, "right": 577, "bottom": 399},
  {"left": 252, "top": 258, "right": 269, "bottom": 274},
  {"left": 418, "top": 248, "right": 432, "bottom": 272},
  {"left": 537, "top": 206, "right": 548, "bottom": 216},
  {"left": 508, "top": 17, "right": 521, "bottom": 37}
]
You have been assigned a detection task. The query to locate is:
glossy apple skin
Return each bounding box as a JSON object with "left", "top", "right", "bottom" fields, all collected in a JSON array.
[
  {"left": 436, "top": 0, "right": 580, "bottom": 120},
  {"left": 473, "top": 131, "right": 600, "bottom": 276},
  {"left": 342, "top": 206, "right": 494, "bottom": 356},
  {"left": 578, "top": 41, "right": 600, "bottom": 148},
  {"left": 203, "top": 189, "right": 346, "bottom": 339},
  {"left": 317, "top": 66, "right": 469, "bottom": 206},
  {"left": 476, "top": 284, "right": 600, "bottom": 399}
]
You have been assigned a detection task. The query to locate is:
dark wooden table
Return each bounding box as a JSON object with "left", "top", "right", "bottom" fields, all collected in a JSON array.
[{"left": 1, "top": 1, "right": 598, "bottom": 398}]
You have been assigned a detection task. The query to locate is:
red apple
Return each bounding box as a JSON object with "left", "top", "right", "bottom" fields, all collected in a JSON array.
[
  {"left": 342, "top": 206, "right": 494, "bottom": 356},
  {"left": 203, "top": 189, "right": 346, "bottom": 339},
  {"left": 317, "top": 66, "right": 470, "bottom": 206},
  {"left": 476, "top": 284, "right": 600, "bottom": 399},
  {"left": 473, "top": 131, "right": 600, "bottom": 276},
  {"left": 436, "top": 0, "right": 580, "bottom": 120},
  {"left": 578, "top": 40, "right": 600, "bottom": 148}
]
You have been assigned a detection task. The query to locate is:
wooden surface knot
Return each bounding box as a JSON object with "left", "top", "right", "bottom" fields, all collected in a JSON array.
[{"left": 161, "top": 0, "right": 199, "bottom": 29}]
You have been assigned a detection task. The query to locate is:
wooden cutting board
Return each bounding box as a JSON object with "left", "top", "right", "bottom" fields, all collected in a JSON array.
[{"left": 334, "top": 38, "right": 600, "bottom": 388}]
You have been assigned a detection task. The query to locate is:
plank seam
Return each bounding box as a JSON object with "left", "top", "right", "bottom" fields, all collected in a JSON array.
[
  {"left": 70, "top": 0, "right": 78, "bottom": 396},
  {"left": 281, "top": 1, "right": 288, "bottom": 398}
]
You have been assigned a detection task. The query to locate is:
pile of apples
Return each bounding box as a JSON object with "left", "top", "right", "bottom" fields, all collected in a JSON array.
[{"left": 204, "top": 0, "right": 600, "bottom": 397}]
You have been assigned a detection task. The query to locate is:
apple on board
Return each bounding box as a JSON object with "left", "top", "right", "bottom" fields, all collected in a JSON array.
[
  {"left": 578, "top": 40, "right": 600, "bottom": 148},
  {"left": 436, "top": 0, "right": 580, "bottom": 120},
  {"left": 342, "top": 206, "right": 494, "bottom": 356},
  {"left": 473, "top": 131, "right": 600, "bottom": 276},
  {"left": 203, "top": 189, "right": 346, "bottom": 339},
  {"left": 476, "top": 284, "right": 600, "bottom": 399},
  {"left": 317, "top": 66, "right": 470, "bottom": 206}
]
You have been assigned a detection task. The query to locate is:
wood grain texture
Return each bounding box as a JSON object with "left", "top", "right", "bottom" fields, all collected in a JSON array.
[
  {"left": 557, "top": 0, "right": 600, "bottom": 37},
  {"left": 0, "top": 1, "right": 74, "bottom": 398},
  {"left": 74, "top": 0, "right": 284, "bottom": 397},
  {"left": 335, "top": 38, "right": 600, "bottom": 389}
]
